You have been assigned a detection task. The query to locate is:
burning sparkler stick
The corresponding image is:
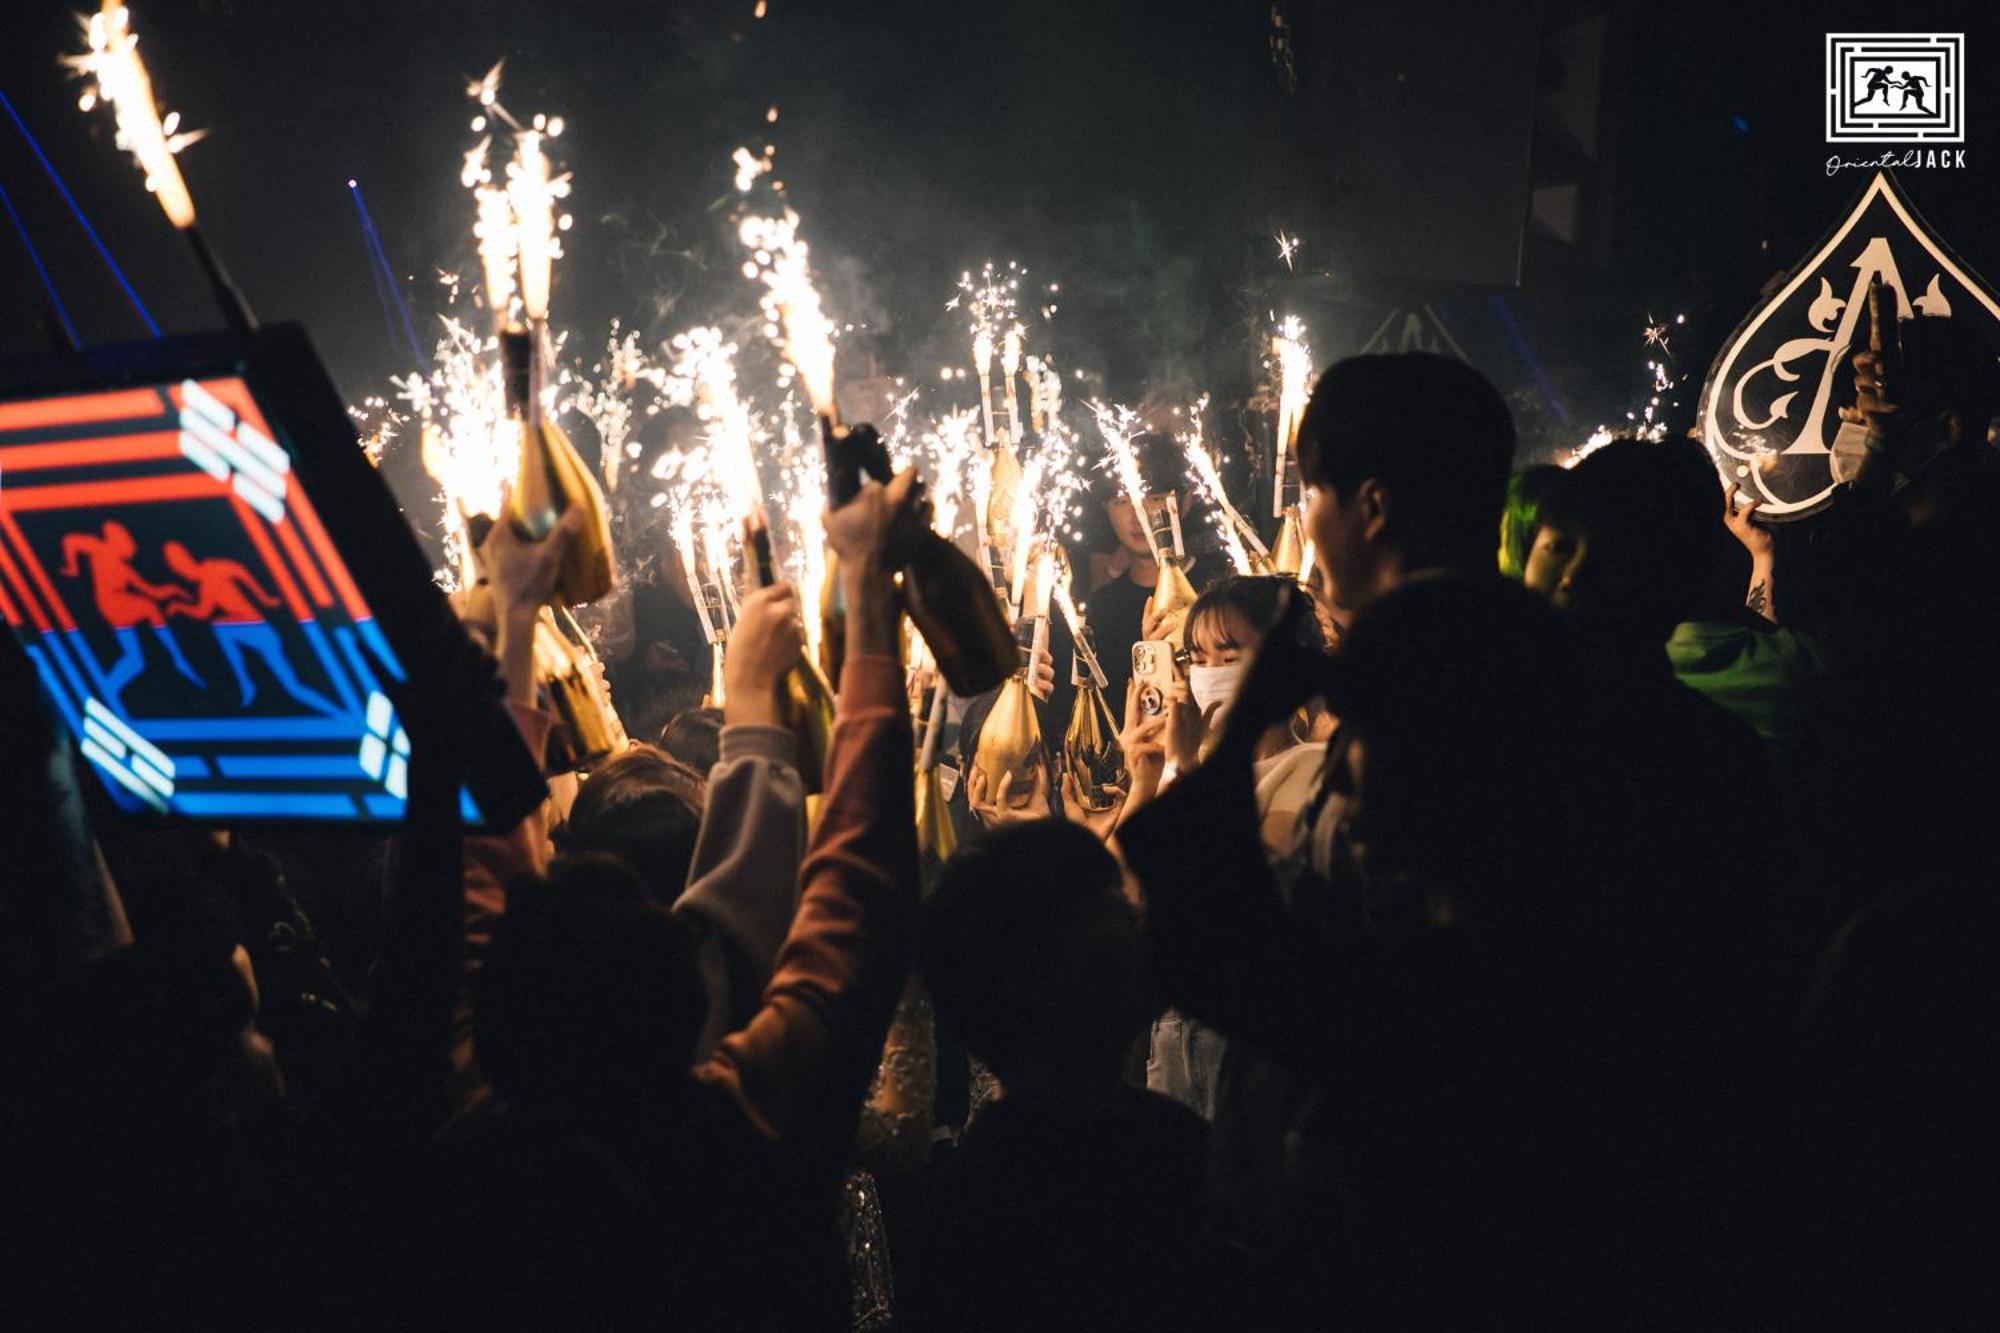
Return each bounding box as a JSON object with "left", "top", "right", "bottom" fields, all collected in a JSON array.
[
  {"left": 738, "top": 198, "right": 838, "bottom": 437},
  {"left": 1001, "top": 327, "right": 1024, "bottom": 445},
  {"left": 1179, "top": 396, "right": 1268, "bottom": 575},
  {"left": 70, "top": 1, "right": 255, "bottom": 334},
  {"left": 1270, "top": 315, "right": 1313, "bottom": 518},
  {"left": 1089, "top": 401, "right": 1161, "bottom": 565}
]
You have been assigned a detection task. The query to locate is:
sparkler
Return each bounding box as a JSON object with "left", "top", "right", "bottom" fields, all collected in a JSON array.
[
  {"left": 70, "top": 1, "right": 254, "bottom": 333},
  {"left": 69, "top": 3, "right": 200, "bottom": 228},
  {"left": 1089, "top": 401, "right": 1160, "bottom": 564},
  {"left": 1001, "top": 327, "right": 1024, "bottom": 444},
  {"left": 1564, "top": 312, "right": 1688, "bottom": 465},
  {"left": 1179, "top": 396, "right": 1267, "bottom": 575},
  {"left": 956, "top": 262, "right": 1026, "bottom": 448},
  {"left": 1270, "top": 315, "right": 1313, "bottom": 517},
  {"left": 738, "top": 201, "right": 838, "bottom": 424}
]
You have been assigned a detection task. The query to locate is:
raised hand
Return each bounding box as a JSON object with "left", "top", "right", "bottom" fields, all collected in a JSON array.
[{"left": 723, "top": 583, "right": 804, "bottom": 729}]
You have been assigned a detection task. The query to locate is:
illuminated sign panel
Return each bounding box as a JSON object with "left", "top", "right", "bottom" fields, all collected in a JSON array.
[{"left": 0, "top": 330, "right": 544, "bottom": 827}]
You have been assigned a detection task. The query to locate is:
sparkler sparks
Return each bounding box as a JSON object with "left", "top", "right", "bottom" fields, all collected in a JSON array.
[
  {"left": 1274, "top": 230, "right": 1300, "bottom": 272},
  {"left": 1089, "top": 400, "right": 1158, "bottom": 562},
  {"left": 1178, "top": 396, "right": 1263, "bottom": 574},
  {"left": 738, "top": 204, "right": 838, "bottom": 417},
  {"left": 69, "top": 2, "right": 204, "bottom": 229},
  {"left": 1269, "top": 315, "right": 1314, "bottom": 516}
]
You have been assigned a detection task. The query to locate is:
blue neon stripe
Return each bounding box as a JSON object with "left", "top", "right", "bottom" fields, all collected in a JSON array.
[
  {"left": 214, "top": 754, "right": 366, "bottom": 779},
  {"left": 22, "top": 644, "right": 84, "bottom": 735},
  {"left": 173, "top": 792, "right": 362, "bottom": 818},
  {"left": 364, "top": 792, "right": 406, "bottom": 819},
  {"left": 0, "top": 177, "right": 81, "bottom": 347},
  {"left": 51, "top": 632, "right": 110, "bottom": 713},
  {"left": 165, "top": 755, "right": 211, "bottom": 778},
  {"left": 138, "top": 716, "right": 365, "bottom": 741},
  {"left": 0, "top": 88, "right": 161, "bottom": 338},
  {"left": 333, "top": 624, "right": 380, "bottom": 697},
  {"left": 299, "top": 620, "right": 361, "bottom": 711},
  {"left": 356, "top": 619, "right": 404, "bottom": 681}
]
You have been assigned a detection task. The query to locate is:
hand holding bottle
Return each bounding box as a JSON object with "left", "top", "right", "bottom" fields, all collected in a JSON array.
[{"left": 724, "top": 583, "right": 805, "bottom": 729}]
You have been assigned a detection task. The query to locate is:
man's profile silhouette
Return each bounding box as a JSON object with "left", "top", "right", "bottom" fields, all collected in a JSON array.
[
  {"left": 58, "top": 520, "right": 206, "bottom": 707},
  {"left": 163, "top": 540, "right": 342, "bottom": 715},
  {"left": 1898, "top": 72, "right": 1931, "bottom": 113}
]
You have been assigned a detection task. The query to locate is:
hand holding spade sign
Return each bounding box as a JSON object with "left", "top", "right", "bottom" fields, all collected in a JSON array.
[{"left": 1840, "top": 275, "right": 1903, "bottom": 445}]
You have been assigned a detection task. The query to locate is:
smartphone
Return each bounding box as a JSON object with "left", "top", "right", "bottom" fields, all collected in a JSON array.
[{"left": 1131, "top": 639, "right": 1175, "bottom": 718}]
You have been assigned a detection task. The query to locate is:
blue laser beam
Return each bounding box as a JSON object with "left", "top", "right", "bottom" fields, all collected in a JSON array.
[
  {"left": 0, "top": 177, "right": 82, "bottom": 348},
  {"left": 346, "top": 178, "right": 429, "bottom": 371},
  {"left": 0, "top": 86, "right": 162, "bottom": 338}
]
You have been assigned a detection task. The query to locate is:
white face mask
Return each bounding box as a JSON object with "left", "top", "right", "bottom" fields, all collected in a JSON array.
[{"left": 1187, "top": 660, "right": 1249, "bottom": 728}]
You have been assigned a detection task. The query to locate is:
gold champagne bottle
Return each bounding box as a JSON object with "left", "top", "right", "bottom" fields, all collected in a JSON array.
[
  {"left": 504, "top": 326, "right": 616, "bottom": 607},
  {"left": 915, "top": 764, "right": 957, "bottom": 884},
  {"left": 745, "top": 513, "right": 835, "bottom": 796},
  {"left": 971, "top": 616, "right": 1046, "bottom": 800},
  {"left": 823, "top": 420, "right": 1014, "bottom": 696},
  {"left": 914, "top": 677, "right": 957, "bottom": 886},
  {"left": 532, "top": 609, "right": 624, "bottom": 769},
  {"left": 1148, "top": 557, "right": 1201, "bottom": 650},
  {"left": 1269, "top": 509, "right": 1305, "bottom": 579},
  {"left": 1062, "top": 642, "right": 1126, "bottom": 812}
]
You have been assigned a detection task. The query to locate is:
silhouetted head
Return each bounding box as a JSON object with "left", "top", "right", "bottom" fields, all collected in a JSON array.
[
  {"left": 102, "top": 521, "right": 137, "bottom": 558},
  {"left": 657, "top": 707, "right": 722, "bottom": 776},
  {"left": 923, "top": 821, "right": 1157, "bottom": 1090},
  {"left": 475, "top": 854, "right": 705, "bottom": 1114},
  {"left": 1297, "top": 353, "right": 1517, "bottom": 609},
  {"left": 1525, "top": 438, "right": 1716, "bottom": 653},
  {"left": 162, "top": 541, "right": 198, "bottom": 579},
  {"left": 554, "top": 745, "right": 704, "bottom": 904}
]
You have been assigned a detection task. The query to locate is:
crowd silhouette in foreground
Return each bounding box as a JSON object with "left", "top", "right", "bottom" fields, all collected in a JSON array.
[{"left": 5, "top": 327, "right": 2000, "bottom": 1329}]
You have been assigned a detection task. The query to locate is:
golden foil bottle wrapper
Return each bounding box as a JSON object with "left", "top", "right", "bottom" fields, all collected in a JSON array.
[
  {"left": 1148, "top": 558, "right": 1201, "bottom": 649},
  {"left": 1269, "top": 510, "right": 1306, "bottom": 579},
  {"left": 780, "top": 656, "right": 836, "bottom": 796},
  {"left": 511, "top": 418, "right": 617, "bottom": 607},
  {"left": 915, "top": 764, "right": 956, "bottom": 887},
  {"left": 533, "top": 611, "right": 626, "bottom": 771},
  {"left": 972, "top": 674, "right": 1045, "bottom": 802},
  {"left": 1062, "top": 680, "right": 1126, "bottom": 812}
]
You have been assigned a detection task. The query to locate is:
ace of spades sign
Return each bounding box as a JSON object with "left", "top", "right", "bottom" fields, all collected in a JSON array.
[{"left": 1698, "top": 171, "right": 2000, "bottom": 520}]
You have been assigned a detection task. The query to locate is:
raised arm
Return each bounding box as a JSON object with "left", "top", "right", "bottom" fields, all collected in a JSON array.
[
  {"left": 673, "top": 581, "right": 809, "bottom": 1057},
  {"left": 698, "top": 471, "right": 919, "bottom": 1145}
]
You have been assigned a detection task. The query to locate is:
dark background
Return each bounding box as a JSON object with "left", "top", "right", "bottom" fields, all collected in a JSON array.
[{"left": 4, "top": 0, "right": 1997, "bottom": 505}]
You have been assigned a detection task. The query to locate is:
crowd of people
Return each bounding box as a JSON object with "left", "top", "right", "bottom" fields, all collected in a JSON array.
[{"left": 5, "top": 324, "right": 1999, "bottom": 1328}]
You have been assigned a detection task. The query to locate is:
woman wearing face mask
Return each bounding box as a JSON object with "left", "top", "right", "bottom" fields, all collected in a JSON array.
[
  {"left": 1144, "top": 576, "right": 1335, "bottom": 1121},
  {"left": 1169, "top": 576, "right": 1335, "bottom": 857}
]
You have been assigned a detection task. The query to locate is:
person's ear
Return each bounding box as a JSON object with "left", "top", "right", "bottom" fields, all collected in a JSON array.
[{"left": 1357, "top": 478, "right": 1390, "bottom": 545}]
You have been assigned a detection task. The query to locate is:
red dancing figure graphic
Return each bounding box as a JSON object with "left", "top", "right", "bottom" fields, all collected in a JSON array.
[
  {"left": 162, "top": 541, "right": 342, "bottom": 716},
  {"left": 59, "top": 520, "right": 207, "bottom": 706}
]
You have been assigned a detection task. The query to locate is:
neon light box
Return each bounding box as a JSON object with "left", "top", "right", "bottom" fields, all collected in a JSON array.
[{"left": 0, "top": 325, "right": 545, "bottom": 828}]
